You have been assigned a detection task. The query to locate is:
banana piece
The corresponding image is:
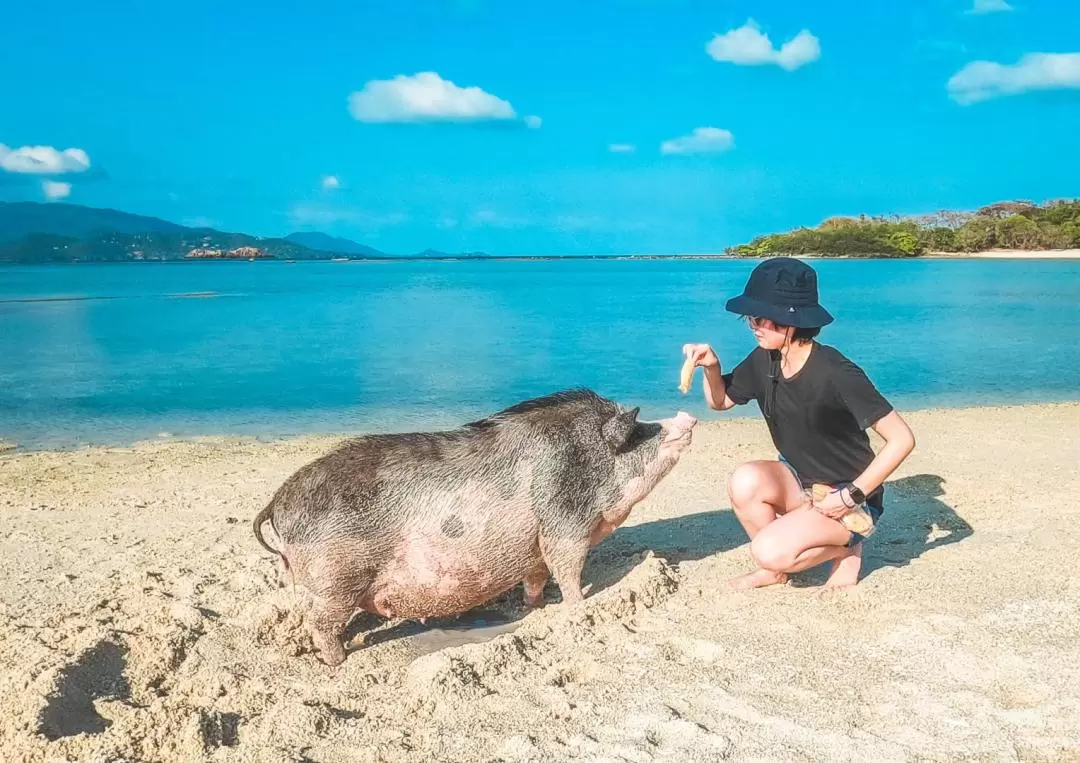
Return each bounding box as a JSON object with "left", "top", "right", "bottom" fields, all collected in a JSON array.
[{"left": 678, "top": 356, "right": 696, "bottom": 394}]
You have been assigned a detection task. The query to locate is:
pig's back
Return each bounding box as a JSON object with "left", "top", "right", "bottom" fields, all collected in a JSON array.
[{"left": 270, "top": 427, "right": 538, "bottom": 548}]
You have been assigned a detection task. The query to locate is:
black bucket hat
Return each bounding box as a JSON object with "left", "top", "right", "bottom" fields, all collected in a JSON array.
[{"left": 724, "top": 257, "right": 833, "bottom": 329}]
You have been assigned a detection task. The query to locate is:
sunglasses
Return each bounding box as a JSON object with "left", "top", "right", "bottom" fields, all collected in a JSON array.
[{"left": 743, "top": 316, "right": 776, "bottom": 329}]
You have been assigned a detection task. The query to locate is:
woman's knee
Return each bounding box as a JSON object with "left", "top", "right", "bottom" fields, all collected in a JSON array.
[
  {"left": 728, "top": 462, "right": 769, "bottom": 508},
  {"left": 750, "top": 533, "right": 793, "bottom": 572}
]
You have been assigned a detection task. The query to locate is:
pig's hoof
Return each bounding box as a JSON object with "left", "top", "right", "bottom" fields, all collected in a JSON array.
[
  {"left": 312, "top": 634, "right": 347, "bottom": 667},
  {"left": 524, "top": 595, "right": 547, "bottom": 609},
  {"left": 317, "top": 649, "right": 346, "bottom": 667}
]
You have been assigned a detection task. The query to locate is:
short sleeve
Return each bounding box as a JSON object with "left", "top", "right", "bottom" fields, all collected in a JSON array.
[
  {"left": 721, "top": 350, "right": 760, "bottom": 405},
  {"left": 832, "top": 357, "right": 893, "bottom": 429}
]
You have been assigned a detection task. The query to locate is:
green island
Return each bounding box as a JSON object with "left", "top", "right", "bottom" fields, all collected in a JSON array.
[{"left": 725, "top": 199, "right": 1080, "bottom": 258}]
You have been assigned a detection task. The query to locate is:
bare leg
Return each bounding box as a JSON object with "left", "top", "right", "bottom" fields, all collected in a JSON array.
[
  {"left": 726, "top": 461, "right": 808, "bottom": 589},
  {"left": 735, "top": 507, "right": 856, "bottom": 590},
  {"left": 727, "top": 460, "right": 807, "bottom": 538},
  {"left": 522, "top": 561, "right": 550, "bottom": 608},
  {"left": 824, "top": 543, "right": 863, "bottom": 589}
]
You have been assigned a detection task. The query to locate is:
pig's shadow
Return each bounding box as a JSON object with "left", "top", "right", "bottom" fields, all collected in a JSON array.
[
  {"left": 346, "top": 510, "right": 750, "bottom": 652},
  {"left": 346, "top": 473, "right": 969, "bottom": 650}
]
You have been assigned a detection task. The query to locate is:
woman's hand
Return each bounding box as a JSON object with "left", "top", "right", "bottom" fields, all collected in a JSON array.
[
  {"left": 812, "top": 488, "right": 851, "bottom": 520},
  {"left": 682, "top": 343, "right": 719, "bottom": 369}
]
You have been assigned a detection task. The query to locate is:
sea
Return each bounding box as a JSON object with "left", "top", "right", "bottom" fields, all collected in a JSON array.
[{"left": 1, "top": 258, "right": 1078, "bottom": 450}]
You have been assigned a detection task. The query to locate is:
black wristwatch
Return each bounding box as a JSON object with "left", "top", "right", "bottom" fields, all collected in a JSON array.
[{"left": 846, "top": 484, "right": 866, "bottom": 505}]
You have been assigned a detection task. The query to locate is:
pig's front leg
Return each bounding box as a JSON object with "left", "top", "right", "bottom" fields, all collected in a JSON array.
[{"left": 539, "top": 534, "right": 588, "bottom": 605}]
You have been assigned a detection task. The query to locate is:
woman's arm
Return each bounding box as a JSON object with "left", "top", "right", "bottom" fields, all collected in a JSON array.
[
  {"left": 683, "top": 343, "right": 747, "bottom": 412},
  {"left": 702, "top": 364, "right": 739, "bottom": 411},
  {"left": 851, "top": 410, "right": 916, "bottom": 497},
  {"left": 814, "top": 410, "right": 915, "bottom": 518}
]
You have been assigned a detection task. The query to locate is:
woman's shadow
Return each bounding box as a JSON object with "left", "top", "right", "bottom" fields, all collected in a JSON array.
[
  {"left": 589, "top": 472, "right": 971, "bottom": 588},
  {"left": 855, "top": 473, "right": 972, "bottom": 580}
]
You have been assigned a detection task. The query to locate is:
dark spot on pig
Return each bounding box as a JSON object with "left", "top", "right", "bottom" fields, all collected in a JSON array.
[{"left": 441, "top": 515, "right": 465, "bottom": 538}]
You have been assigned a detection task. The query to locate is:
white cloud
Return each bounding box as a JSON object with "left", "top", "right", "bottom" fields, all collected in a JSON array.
[
  {"left": 0, "top": 144, "right": 91, "bottom": 174},
  {"left": 553, "top": 214, "right": 606, "bottom": 232},
  {"left": 41, "top": 180, "right": 71, "bottom": 200},
  {"left": 321, "top": 175, "right": 341, "bottom": 190},
  {"left": 967, "top": 0, "right": 1013, "bottom": 15},
  {"left": 467, "top": 207, "right": 533, "bottom": 228},
  {"left": 348, "top": 72, "right": 536, "bottom": 126},
  {"left": 660, "top": 127, "right": 734, "bottom": 155},
  {"left": 706, "top": 20, "right": 820, "bottom": 71},
  {"left": 608, "top": 143, "right": 636, "bottom": 153},
  {"left": 524, "top": 115, "right": 542, "bottom": 129},
  {"left": 288, "top": 202, "right": 408, "bottom": 229},
  {"left": 948, "top": 52, "right": 1080, "bottom": 104}
]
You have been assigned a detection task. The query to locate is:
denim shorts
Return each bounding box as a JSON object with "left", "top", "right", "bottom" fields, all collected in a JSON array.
[{"left": 778, "top": 455, "right": 883, "bottom": 547}]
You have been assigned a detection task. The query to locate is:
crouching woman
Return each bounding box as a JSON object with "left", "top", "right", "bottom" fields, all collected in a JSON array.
[{"left": 684, "top": 257, "right": 916, "bottom": 589}]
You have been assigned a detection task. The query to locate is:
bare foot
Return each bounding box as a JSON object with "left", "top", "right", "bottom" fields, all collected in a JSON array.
[
  {"left": 824, "top": 543, "right": 863, "bottom": 589},
  {"left": 727, "top": 569, "right": 789, "bottom": 590}
]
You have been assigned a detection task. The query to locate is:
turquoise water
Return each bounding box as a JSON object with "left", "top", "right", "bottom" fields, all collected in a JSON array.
[{"left": 1, "top": 259, "right": 1078, "bottom": 449}]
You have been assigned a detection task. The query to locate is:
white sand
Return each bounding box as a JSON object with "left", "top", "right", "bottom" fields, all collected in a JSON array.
[
  {"left": 2, "top": 403, "right": 1079, "bottom": 761},
  {"left": 928, "top": 249, "right": 1080, "bottom": 259}
]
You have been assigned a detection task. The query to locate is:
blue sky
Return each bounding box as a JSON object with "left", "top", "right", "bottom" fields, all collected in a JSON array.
[{"left": 2, "top": 0, "right": 1079, "bottom": 254}]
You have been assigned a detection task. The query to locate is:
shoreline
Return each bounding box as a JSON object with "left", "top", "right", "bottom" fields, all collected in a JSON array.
[
  {"left": 2, "top": 401, "right": 1078, "bottom": 760},
  {"left": 4, "top": 248, "right": 1080, "bottom": 265},
  {"left": 924, "top": 248, "right": 1080, "bottom": 260},
  {"left": 4, "top": 396, "right": 1080, "bottom": 455}
]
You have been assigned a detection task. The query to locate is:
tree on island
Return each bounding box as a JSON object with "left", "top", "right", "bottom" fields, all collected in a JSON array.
[{"left": 726, "top": 199, "right": 1080, "bottom": 257}]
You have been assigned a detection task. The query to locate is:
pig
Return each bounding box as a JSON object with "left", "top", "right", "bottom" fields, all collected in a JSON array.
[{"left": 252, "top": 388, "right": 696, "bottom": 666}]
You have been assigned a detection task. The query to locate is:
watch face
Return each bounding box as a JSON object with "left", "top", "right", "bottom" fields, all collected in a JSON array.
[{"left": 849, "top": 486, "right": 865, "bottom": 503}]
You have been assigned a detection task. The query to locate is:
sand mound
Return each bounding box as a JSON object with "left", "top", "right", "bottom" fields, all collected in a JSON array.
[{"left": 2, "top": 404, "right": 1080, "bottom": 761}]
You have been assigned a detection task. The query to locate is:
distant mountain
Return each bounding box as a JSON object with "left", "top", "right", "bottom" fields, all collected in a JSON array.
[
  {"left": 0, "top": 201, "right": 494, "bottom": 264},
  {"left": 0, "top": 201, "right": 186, "bottom": 243},
  {"left": 0, "top": 230, "right": 332, "bottom": 264},
  {"left": 284, "top": 231, "right": 386, "bottom": 257}
]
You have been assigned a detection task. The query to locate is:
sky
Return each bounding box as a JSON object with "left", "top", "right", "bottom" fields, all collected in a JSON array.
[{"left": 2, "top": 0, "right": 1079, "bottom": 255}]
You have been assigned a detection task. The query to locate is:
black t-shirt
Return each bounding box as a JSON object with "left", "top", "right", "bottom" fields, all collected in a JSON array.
[{"left": 722, "top": 343, "right": 893, "bottom": 501}]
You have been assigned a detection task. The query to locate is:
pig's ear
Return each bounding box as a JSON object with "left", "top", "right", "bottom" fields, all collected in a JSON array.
[{"left": 602, "top": 407, "right": 639, "bottom": 451}]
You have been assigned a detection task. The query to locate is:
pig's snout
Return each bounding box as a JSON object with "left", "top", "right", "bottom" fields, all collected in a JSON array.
[
  {"left": 673, "top": 411, "right": 697, "bottom": 430},
  {"left": 661, "top": 411, "right": 697, "bottom": 447}
]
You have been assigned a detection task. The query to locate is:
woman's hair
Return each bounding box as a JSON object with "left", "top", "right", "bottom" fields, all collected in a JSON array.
[{"left": 791, "top": 326, "right": 820, "bottom": 343}]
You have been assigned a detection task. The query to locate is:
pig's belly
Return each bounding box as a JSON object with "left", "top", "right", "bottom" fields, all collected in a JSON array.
[{"left": 365, "top": 523, "right": 541, "bottom": 620}]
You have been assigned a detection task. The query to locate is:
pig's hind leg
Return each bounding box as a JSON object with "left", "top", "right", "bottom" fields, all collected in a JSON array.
[
  {"left": 293, "top": 546, "right": 378, "bottom": 667},
  {"left": 308, "top": 593, "right": 357, "bottom": 667}
]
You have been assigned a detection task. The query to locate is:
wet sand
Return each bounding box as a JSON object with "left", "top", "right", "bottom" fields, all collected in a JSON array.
[{"left": 1, "top": 402, "right": 1079, "bottom": 762}]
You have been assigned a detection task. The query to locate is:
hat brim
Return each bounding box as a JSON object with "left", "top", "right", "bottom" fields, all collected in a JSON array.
[{"left": 725, "top": 294, "right": 833, "bottom": 328}]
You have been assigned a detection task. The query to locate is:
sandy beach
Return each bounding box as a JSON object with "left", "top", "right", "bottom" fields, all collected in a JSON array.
[
  {"left": 2, "top": 403, "right": 1079, "bottom": 762},
  {"left": 928, "top": 249, "right": 1080, "bottom": 260}
]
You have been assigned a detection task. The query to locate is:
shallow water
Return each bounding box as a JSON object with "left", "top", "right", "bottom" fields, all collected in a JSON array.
[{"left": 2, "top": 258, "right": 1078, "bottom": 449}]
